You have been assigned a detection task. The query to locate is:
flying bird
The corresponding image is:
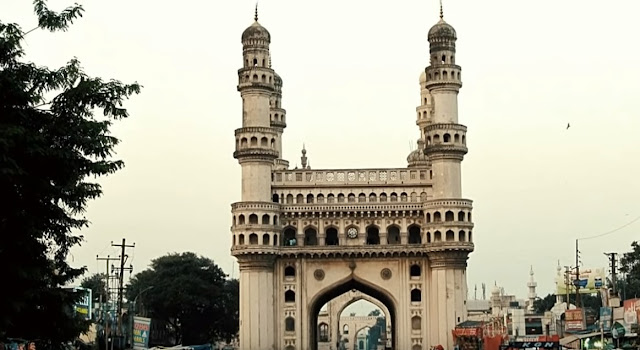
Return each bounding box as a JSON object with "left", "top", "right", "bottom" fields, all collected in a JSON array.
[{"left": 566, "top": 123, "right": 570, "bottom": 130}]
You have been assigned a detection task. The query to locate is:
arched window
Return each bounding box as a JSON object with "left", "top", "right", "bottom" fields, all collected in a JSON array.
[
  {"left": 261, "top": 74, "right": 266, "bottom": 83},
  {"left": 410, "top": 264, "right": 421, "bottom": 277},
  {"left": 454, "top": 134, "right": 460, "bottom": 143},
  {"left": 249, "top": 233, "right": 258, "bottom": 245},
  {"left": 468, "top": 212, "right": 472, "bottom": 221},
  {"left": 327, "top": 193, "right": 335, "bottom": 203},
  {"left": 238, "top": 214, "right": 245, "bottom": 225},
  {"left": 459, "top": 230, "right": 466, "bottom": 241},
  {"left": 337, "top": 193, "right": 345, "bottom": 203},
  {"left": 443, "top": 71, "right": 448, "bottom": 79},
  {"left": 412, "top": 316, "right": 422, "bottom": 330},
  {"left": 238, "top": 234, "right": 245, "bottom": 245},
  {"left": 304, "top": 228, "right": 318, "bottom": 246},
  {"left": 285, "top": 317, "right": 295, "bottom": 331},
  {"left": 253, "top": 58, "right": 258, "bottom": 66},
  {"left": 232, "top": 235, "right": 236, "bottom": 246},
  {"left": 446, "top": 230, "right": 455, "bottom": 241},
  {"left": 284, "top": 266, "right": 295, "bottom": 277},
  {"left": 441, "top": 55, "right": 446, "bottom": 64},
  {"left": 325, "top": 228, "right": 339, "bottom": 246},
  {"left": 296, "top": 194, "right": 304, "bottom": 204},
  {"left": 443, "top": 133, "right": 451, "bottom": 142},
  {"left": 262, "top": 214, "right": 270, "bottom": 225},
  {"left": 445, "top": 211, "right": 454, "bottom": 222},
  {"left": 434, "top": 212, "right": 442, "bottom": 222},
  {"left": 366, "top": 226, "right": 380, "bottom": 245},
  {"left": 317, "top": 194, "right": 325, "bottom": 203},
  {"left": 307, "top": 193, "right": 314, "bottom": 203},
  {"left": 262, "top": 58, "right": 265, "bottom": 66},
  {"left": 250, "top": 137, "right": 258, "bottom": 146},
  {"left": 343, "top": 324, "right": 349, "bottom": 335},
  {"left": 249, "top": 214, "right": 258, "bottom": 224},
  {"left": 252, "top": 74, "right": 258, "bottom": 81},
  {"left": 369, "top": 192, "right": 377, "bottom": 202},
  {"left": 358, "top": 193, "right": 366, "bottom": 202},
  {"left": 379, "top": 192, "right": 387, "bottom": 202},
  {"left": 273, "top": 215, "right": 278, "bottom": 225},
  {"left": 420, "top": 192, "right": 427, "bottom": 202},
  {"left": 400, "top": 192, "right": 408, "bottom": 202},
  {"left": 261, "top": 137, "right": 268, "bottom": 147},
  {"left": 462, "top": 135, "right": 466, "bottom": 144},
  {"left": 271, "top": 138, "right": 275, "bottom": 148},
  {"left": 273, "top": 234, "right": 278, "bottom": 245},
  {"left": 348, "top": 193, "right": 356, "bottom": 203},
  {"left": 283, "top": 228, "right": 296, "bottom": 246},
  {"left": 458, "top": 211, "right": 465, "bottom": 221},
  {"left": 262, "top": 233, "right": 270, "bottom": 245},
  {"left": 426, "top": 213, "right": 431, "bottom": 223},
  {"left": 387, "top": 226, "right": 400, "bottom": 244},
  {"left": 390, "top": 192, "right": 398, "bottom": 202},
  {"left": 285, "top": 290, "right": 295, "bottom": 303},
  {"left": 286, "top": 194, "right": 293, "bottom": 204},
  {"left": 240, "top": 138, "right": 248, "bottom": 148},
  {"left": 411, "top": 288, "right": 422, "bottom": 302},
  {"left": 318, "top": 323, "right": 329, "bottom": 342},
  {"left": 408, "top": 226, "right": 421, "bottom": 244},
  {"left": 469, "top": 231, "right": 473, "bottom": 241},
  {"left": 426, "top": 232, "right": 431, "bottom": 243},
  {"left": 272, "top": 194, "right": 279, "bottom": 203},
  {"left": 434, "top": 231, "right": 442, "bottom": 242},
  {"left": 433, "top": 134, "right": 440, "bottom": 143}
]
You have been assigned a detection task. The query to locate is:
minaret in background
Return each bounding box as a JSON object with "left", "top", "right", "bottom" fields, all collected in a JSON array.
[{"left": 527, "top": 266, "right": 538, "bottom": 313}]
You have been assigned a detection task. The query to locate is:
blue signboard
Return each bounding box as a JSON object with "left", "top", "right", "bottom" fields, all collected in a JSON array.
[
  {"left": 133, "top": 316, "right": 152, "bottom": 349},
  {"left": 74, "top": 287, "right": 92, "bottom": 320},
  {"left": 600, "top": 307, "right": 613, "bottom": 332}
]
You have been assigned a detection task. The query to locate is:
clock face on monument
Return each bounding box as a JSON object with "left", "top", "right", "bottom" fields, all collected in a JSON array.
[{"left": 347, "top": 227, "right": 358, "bottom": 239}]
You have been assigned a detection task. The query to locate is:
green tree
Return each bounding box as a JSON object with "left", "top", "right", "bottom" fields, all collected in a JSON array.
[
  {"left": 367, "top": 309, "right": 381, "bottom": 317},
  {"left": 619, "top": 241, "right": 640, "bottom": 299},
  {"left": 0, "top": 0, "right": 140, "bottom": 344},
  {"left": 80, "top": 273, "right": 108, "bottom": 303},
  {"left": 126, "top": 253, "right": 239, "bottom": 345},
  {"left": 533, "top": 293, "right": 556, "bottom": 314}
]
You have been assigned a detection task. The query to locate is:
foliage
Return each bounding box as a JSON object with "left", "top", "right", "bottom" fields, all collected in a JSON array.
[
  {"left": 80, "top": 273, "right": 108, "bottom": 302},
  {"left": 0, "top": 0, "right": 140, "bottom": 342},
  {"left": 534, "top": 293, "right": 601, "bottom": 314},
  {"left": 619, "top": 241, "right": 640, "bottom": 299},
  {"left": 367, "top": 309, "right": 381, "bottom": 317},
  {"left": 533, "top": 294, "right": 556, "bottom": 314},
  {"left": 126, "top": 253, "right": 239, "bottom": 345},
  {"left": 366, "top": 317, "right": 386, "bottom": 350}
]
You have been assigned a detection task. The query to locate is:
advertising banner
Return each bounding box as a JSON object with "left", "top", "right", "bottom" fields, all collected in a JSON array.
[
  {"left": 623, "top": 298, "right": 639, "bottom": 336},
  {"left": 555, "top": 268, "right": 605, "bottom": 295},
  {"left": 565, "top": 309, "right": 585, "bottom": 332},
  {"left": 600, "top": 307, "right": 612, "bottom": 332},
  {"left": 74, "top": 287, "right": 92, "bottom": 320},
  {"left": 133, "top": 316, "right": 152, "bottom": 349}
]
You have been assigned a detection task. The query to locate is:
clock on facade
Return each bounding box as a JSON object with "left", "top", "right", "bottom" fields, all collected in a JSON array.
[{"left": 347, "top": 227, "right": 358, "bottom": 239}]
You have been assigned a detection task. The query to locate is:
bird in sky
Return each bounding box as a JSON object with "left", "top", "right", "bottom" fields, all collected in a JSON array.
[{"left": 566, "top": 123, "right": 570, "bottom": 129}]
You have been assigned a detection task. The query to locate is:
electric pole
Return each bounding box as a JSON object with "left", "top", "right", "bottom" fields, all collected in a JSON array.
[
  {"left": 96, "top": 255, "right": 120, "bottom": 350},
  {"left": 604, "top": 252, "right": 618, "bottom": 296},
  {"left": 112, "top": 238, "right": 135, "bottom": 340},
  {"left": 574, "top": 239, "right": 582, "bottom": 307}
]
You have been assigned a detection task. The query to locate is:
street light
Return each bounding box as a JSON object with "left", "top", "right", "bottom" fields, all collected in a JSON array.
[{"left": 130, "top": 286, "right": 154, "bottom": 347}]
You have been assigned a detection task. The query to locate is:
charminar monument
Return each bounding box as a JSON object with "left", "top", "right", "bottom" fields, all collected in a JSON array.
[{"left": 230, "top": 3, "right": 475, "bottom": 350}]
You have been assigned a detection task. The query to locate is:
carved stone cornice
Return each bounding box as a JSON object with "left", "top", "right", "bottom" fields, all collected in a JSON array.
[
  {"left": 234, "top": 148, "right": 279, "bottom": 162},
  {"left": 427, "top": 250, "right": 470, "bottom": 269},
  {"left": 235, "top": 252, "right": 276, "bottom": 270}
]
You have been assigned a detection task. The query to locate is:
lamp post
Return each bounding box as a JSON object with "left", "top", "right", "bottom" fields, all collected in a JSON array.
[{"left": 130, "top": 286, "right": 154, "bottom": 347}]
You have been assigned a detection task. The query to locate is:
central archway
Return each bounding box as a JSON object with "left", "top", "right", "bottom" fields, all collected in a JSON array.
[{"left": 308, "top": 277, "right": 397, "bottom": 350}]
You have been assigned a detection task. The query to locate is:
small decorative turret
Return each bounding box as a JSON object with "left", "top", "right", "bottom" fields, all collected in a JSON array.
[
  {"left": 301, "top": 144, "right": 309, "bottom": 169},
  {"left": 527, "top": 266, "right": 538, "bottom": 313}
]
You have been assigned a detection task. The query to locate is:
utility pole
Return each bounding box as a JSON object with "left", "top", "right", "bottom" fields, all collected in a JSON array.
[
  {"left": 574, "top": 239, "right": 582, "bottom": 307},
  {"left": 97, "top": 255, "right": 120, "bottom": 350},
  {"left": 112, "top": 239, "right": 135, "bottom": 341},
  {"left": 604, "top": 252, "right": 618, "bottom": 296}
]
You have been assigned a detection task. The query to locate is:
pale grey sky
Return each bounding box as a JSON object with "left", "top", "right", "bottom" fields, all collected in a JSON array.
[{"left": 5, "top": 0, "right": 640, "bottom": 300}]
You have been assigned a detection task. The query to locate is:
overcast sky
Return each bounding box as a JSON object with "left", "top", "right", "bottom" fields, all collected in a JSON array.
[{"left": 5, "top": 0, "right": 640, "bottom": 301}]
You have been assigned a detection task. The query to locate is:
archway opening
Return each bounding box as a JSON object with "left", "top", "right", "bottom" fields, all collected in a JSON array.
[{"left": 309, "top": 278, "right": 396, "bottom": 350}]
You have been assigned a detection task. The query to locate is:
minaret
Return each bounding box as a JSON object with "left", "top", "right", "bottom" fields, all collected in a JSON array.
[
  {"left": 271, "top": 70, "right": 288, "bottom": 170},
  {"left": 231, "top": 8, "right": 280, "bottom": 349},
  {"left": 423, "top": 3, "right": 474, "bottom": 348},
  {"left": 527, "top": 266, "right": 538, "bottom": 313},
  {"left": 301, "top": 145, "right": 308, "bottom": 169}
]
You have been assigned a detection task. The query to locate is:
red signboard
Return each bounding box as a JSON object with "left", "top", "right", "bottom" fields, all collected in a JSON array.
[
  {"left": 453, "top": 327, "right": 481, "bottom": 337},
  {"left": 565, "top": 309, "right": 585, "bottom": 332}
]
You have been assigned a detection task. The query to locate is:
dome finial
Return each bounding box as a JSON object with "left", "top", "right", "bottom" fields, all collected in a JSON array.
[
  {"left": 254, "top": 2, "right": 258, "bottom": 21},
  {"left": 439, "top": 0, "right": 444, "bottom": 20}
]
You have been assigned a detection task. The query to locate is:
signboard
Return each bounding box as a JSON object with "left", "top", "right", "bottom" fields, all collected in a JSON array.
[
  {"left": 565, "top": 309, "right": 585, "bottom": 332},
  {"left": 453, "top": 327, "right": 481, "bottom": 337},
  {"left": 556, "top": 268, "right": 605, "bottom": 295},
  {"left": 612, "top": 322, "right": 625, "bottom": 339},
  {"left": 132, "top": 316, "right": 152, "bottom": 349},
  {"left": 600, "top": 307, "right": 612, "bottom": 332},
  {"left": 510, "top": 341, "right": 559, "bottom": 349},
  {"left": 525, "top": 317, "right": 543, "bottom": 335},
  {"left": 74, "top": 287, "right": 92, "bottom": 320},
  {"left": 623, "top": 298, "right": 639, "bottom": 336}
]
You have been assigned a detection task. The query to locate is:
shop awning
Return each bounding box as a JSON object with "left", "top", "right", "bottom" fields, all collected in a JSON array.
[{"left": 559, "top": 332, "right": 602, "bottom": 346}]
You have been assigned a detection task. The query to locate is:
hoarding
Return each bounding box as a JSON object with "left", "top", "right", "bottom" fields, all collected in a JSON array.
[
  {"left": 623, "top": 298, "right": 639, "bottom": 336},
  {"left": 74, "top": 287, "right": 92, "bottom": 320},
  {"left": 565, "top": 309, "right": 585, "bottom": 332},
  {"left": 555, "top": 268, "right": 605, "bottom": 295},
  {"left": 133, "top": 316, "right": 152, "bottom": 349}
]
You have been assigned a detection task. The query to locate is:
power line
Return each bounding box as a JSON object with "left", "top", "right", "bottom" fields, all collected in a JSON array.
[{"left": 579, "top": 214, "right": 640, "bottom": 241}]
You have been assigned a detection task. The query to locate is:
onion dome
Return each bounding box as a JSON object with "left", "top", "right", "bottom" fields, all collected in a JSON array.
[
  {"left": 419, "top": 71, "right": 427, "bottom": 84},
  {"left": 242, "top": 21, "right": 271, "bottom": 43},
  {"left": 407, "top": 139, "right": 430, "bottom": 168},
  {"left": 428, "top": 19, "right": 457, "bottom": 41}
]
